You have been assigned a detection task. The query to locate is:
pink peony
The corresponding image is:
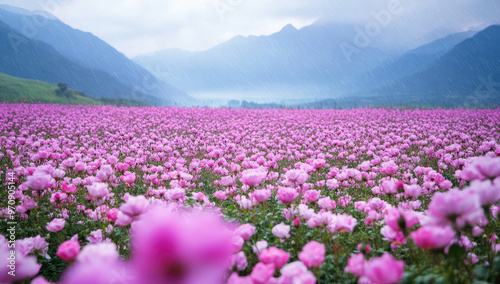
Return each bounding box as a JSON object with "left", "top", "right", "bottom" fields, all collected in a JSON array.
[
  {"left": 259, "top": 246, "right": 290, "bottom": 268},
  {"left": 380, "top": 161, "right": 399, "bottom": 175},
  {"left": 119, "top": 195, "right": 149, "bottom": 217},
  {"left": 428, "top": 189, "right": 483, "bottom": 228},
  {"left": 86, "top": 183, "right": 110, "bottom": 198},
  {"left": 0, "top": 236, "right": 41, "bottom": 283},
  {"left": 240, "top": 169, "right": 267, "bottom": 187},
  {"left": 298, "top": 241, "right": 325, "bottom": 268},
  {"left": 344, "top": 253, "right": 366, "bottom": 276},
  {"left": 235, "top": 224, "right": 255, "bottom": 241},
  {"left": 364, "top": 253, "right": 404, "bottom": 284},
  {"left": 318, "top": 197, "right": 336, "bottom": 210},
  {"left": 285, "top": 169, "right": 309, "bottom": 185},
  {"left": 46, "top": 218, "right": 66, "bottom": 232},
  {"left": 57, "top": 240, "right": 81, "bottom": 262},
  {"left": 253, "top": 189, "right": 272, "bottom": 203},
  {"left": 277, "top": 187, "right": 298, "bottom": 204},
  {"left": 410, "top": 225, "right": 456, "bottom": 250},
  {"left": 468, "top": 179, "right": 500, "bottom": 206},
  {"left": 25, "top": 171, "right": 53, "bottom": 190},
  {"left": 303, "top": 190, "right": 320, "bottom": 203},
  {"left": 272, "top": 222, "right": 291, "bottom": 240},
  {"left": 120, "top": 171, "right": 136, "bottom": 184},
  {"left": 106, "top": 208, "right": 120, "bottom": 222},
  {"left": 220, "top": 176, "right": 235, "bottom": 187},
  {"left": 130, "top": 206, "right": 234, "bottom": 284},
  {"left": 250, "top": 262, "right": 275, "bottom": 284}
]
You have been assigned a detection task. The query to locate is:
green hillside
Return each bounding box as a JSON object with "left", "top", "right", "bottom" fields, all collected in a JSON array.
[{"left": 0, "top": 72, "right": 147, "bottom": 106}]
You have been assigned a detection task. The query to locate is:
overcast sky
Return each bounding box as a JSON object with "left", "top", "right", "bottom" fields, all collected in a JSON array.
[{"left": 1, "top": 0, "right": 500, "bottom": 57}]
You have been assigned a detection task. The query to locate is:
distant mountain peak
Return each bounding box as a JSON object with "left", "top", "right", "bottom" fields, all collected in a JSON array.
[{"left": 280, "top": 24, "right": 297, "bottom": 33}]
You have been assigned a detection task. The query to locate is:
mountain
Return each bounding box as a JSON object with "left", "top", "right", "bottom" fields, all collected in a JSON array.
[
  {"left": 134, "top": 21, "right": 402, "bottom": 101},
  {"left": 352, "top": 30, "right": 477, "bottom": 90},
  {"left": 370, "top": 25, "right": 500, "bottom": 106},
  {"left": 0, "top": 5, "right": 190, "bottom": 105},
  {"left": 0, "top": 21, "right": 165, "bottom": 103}
]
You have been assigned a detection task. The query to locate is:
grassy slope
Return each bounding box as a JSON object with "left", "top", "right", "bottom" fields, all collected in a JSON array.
[
  {"left": 0, "top": 72, "right": 99, "bottom": 105},
  {"left": 0, "top": 72, "right": 148, "bottom": 106}
]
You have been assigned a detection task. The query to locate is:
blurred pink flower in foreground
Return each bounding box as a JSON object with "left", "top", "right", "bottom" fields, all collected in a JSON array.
[
  {"left": 410, "top": 225, "right": 456, "bottom": 250},
  {"left": 131, "top": 206, "right": 234, "bottom": 284},
  {"left": 0, "top": 235, "right": 41, "bottom": 283}
]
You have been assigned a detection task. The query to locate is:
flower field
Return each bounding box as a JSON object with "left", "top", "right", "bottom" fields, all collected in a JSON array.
[{"left": 1, "top": 103, "right": 499, "bottom": 284}]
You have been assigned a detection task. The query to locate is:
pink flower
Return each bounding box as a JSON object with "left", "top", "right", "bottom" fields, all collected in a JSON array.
[
  {"left": 428, "top": 189, "right": 483, "bottom": 228},
  {"left": 330, "top": 214, "right": 357, "bottom": 233},
  {"left": 344, "top": 253, "right": 365, "bottom": 276},
  {"left": 130, "top": 206, "right": 234, "bottom": 284},
  {"left": 46, "top": 218, "right": 66, "bottom": 232},
  {"left": 410, "top": 225, "right": 456, "bottom": 250},
  {"left": 285, "top": 169, "right": 309, "bottom": 185},
  {"left": 220, "top": 176, "right": 235, "bottom": 187},
  {"left": 253, "top": 189, "right": 272, "bottom": 203},
  {"left": 25, "top": 171, "right": 53, "bottom": 190},
  {"left": 213, "top": 190, "right": 228, "bottom": 200},
  {"left": 86, "top": 183, "right": 110, "bottom": 198},
  {"left": 57, "top": 240, "right": 81, "bottom": 262},
  {"left": 380, "top": 161, "right": 399, "bottom": 175},
  {"left": 404, "top": 184, "right": 422, "bottom": 198},
  {"left": 61, "top": 182, "right": 78, "bottom": 194},
  {"left": 0, "top": 236, "right": 41, "bottom": 283},
  {"left": 312, "top": 159, "right": 326, "bottom": 169},
  {"left": 318, "top": 197, "right": 336, "bottom": 210},
  {"left": 19, "top": 199, "right": 38, "bottom": 212},
  {"left": 461, "top": 157, "right": 500, "bottom": 181},
  {"left": 252, "top": 240, "right": 268, "bottom": 256},
  {"left": 384, "top": 208, "right": 419, "bottom": 231},
  {"left": 272, "top": 222, "right": 290, "bottom": 240},
  {"left": 364, "top": 253, "right": 404, "bottom": 284},
  {"left": 106, "top": 208, "right": 120, "bottom": 222},
  {"left": 115, "top": 162, "right": 129, "bottom": 172},
  {"left": 250, "top": 262, "right": 276, "bottom": 284},
  {"left": 277, "top": 187, "right": 298, "bottom": 204},
  {"left": 115, "top": 211, "right": 134, "bottom": 227},
  {"left": 468, "top": 179, "right": 500, "bottom": 206},
  {"left": 235, "top": 224, "right": 255, "bottom": 241},
  {"left": 120, "top": 171, "right": 136, "bottom": 184},
  {"left": 61, "top": 243, "right": 124, "bottom": 284},
  {"left": 230, "top": 251, "right": 248, "bottom": 271},
  {"left": 240, "top": 168, "right": 267, "bottom": 187},
  {"left": 119, "top": 195, "right": 149, "bottom": 217},
  {"left": 280, "top": 261, "right": 316, "bottom": 283},
  {"left": 303, "top": 190, "right": 320, "bottom": 203},
  {"left": 298, "top": 241, "right": 325, "bottom": 268},
  {"left": 259, "top": 246, "right": 290, "bottom": 268}
]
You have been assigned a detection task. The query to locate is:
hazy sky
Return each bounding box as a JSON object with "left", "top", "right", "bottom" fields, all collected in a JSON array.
[{"left": 1, "top": 0, "right": 500, "bottom": 57}]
